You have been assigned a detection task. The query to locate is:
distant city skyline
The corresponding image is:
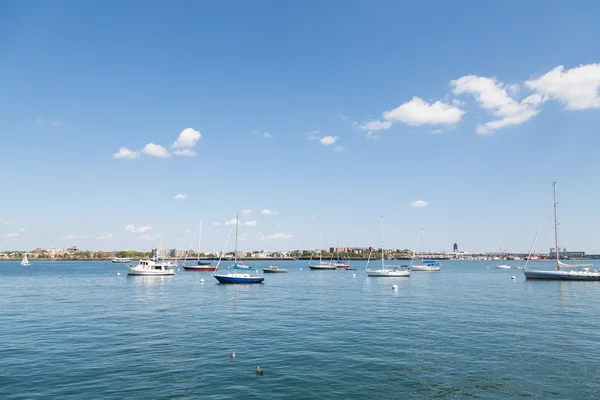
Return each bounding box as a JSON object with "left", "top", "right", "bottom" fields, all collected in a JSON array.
[{"left": 2, "top": 2, "right": 600, "bottom": 253}]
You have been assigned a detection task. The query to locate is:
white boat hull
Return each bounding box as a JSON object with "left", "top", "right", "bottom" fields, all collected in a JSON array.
[
  {"left": 524, "top": 269, "right": 600, "bottom": 281},
  {"left": 496, "top": 265, "right": 512, "bottom": 269},
  {"left": 366, "top": 269, "right": 410, "bottom": 277},
  {"left": 127, "top": 267, "right": 175, "bottom": 276},
  {"left": 411, "top": 266, "right": 441, "bottom": 272}
]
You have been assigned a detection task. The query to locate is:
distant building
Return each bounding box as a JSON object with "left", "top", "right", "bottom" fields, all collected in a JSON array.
[
  {"left": 453, "top": 243, "right": 459, "bottom": 252},
  {"left": 550, "top": 249, "right": 585, "bottom": 259},
  {"left": 66, "top": 246, "right": 79, "bottom": 255},
  {"left": 329, "top": 247, "right": 346, "bottom": 253}
]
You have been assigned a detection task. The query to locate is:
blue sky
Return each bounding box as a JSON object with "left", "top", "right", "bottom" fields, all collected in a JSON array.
[{"left": 2, "top": 0, "right": 600, "bottom": 254}]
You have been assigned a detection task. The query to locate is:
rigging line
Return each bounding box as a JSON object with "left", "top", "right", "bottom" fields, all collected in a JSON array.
[
  {"left": 525, "top": 192, "right": 553, "bottom": 270},
  {"left": 409, "top": 228, "right": 422, "bottom": 268},
  {"left": 182, "top": 220, "right": 199, "bottom": 266},
  {"left": 215, "top": 223, "right": 235, "bottom": 269},
  {"left": 365, "top": 219, "right": 381, "bottom": 269}
]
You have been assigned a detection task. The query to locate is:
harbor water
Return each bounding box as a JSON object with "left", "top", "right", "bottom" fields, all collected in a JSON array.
[{"left": 1, "top": 260, "right": 600, "bottom": 399}]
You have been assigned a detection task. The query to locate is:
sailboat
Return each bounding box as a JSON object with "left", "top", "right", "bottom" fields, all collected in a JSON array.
[
  {"left": 20, "top": 253, "right": 31, "bottom": 267},
  {"left": 524, "top": 182, "right": 600, "bottom": 280},
  {"left": 410, "top": 229, "right": 441, "bottom": 272},
  {"left": 213, "top": 213, "right": 264, "bottom": 284},
  {"left": 333, "top": 241, "right": 350, "bottom": 269},
  {"left": 183, "top": 219, "right": 217, "bottom": 271},
  {"left": 366, "top": 217, "right": 410, "bottom": 277},
  {"left": 308, "top": 236, "right": 337, "bottom": 270}
]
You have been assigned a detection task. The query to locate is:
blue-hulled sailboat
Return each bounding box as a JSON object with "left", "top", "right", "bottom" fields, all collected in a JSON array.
[{"left": 213, "top": 213, "right": 264, "bottom": 284}]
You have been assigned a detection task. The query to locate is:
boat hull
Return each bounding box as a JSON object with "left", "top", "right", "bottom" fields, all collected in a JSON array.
[
  {"left": 127, "top": 270, "right": 175, "bottom": 276},
  {"left": 411, "top": 266, "right": 441, "bottom": 272},
  {"left": 308, "top": 265, "right": 337, "bottom": 270},
  {"left": 366, "top": 269, "right": 410, "bottom": 277},
  {"left": 262, "top": 268, "right": 287, "bottom": 273},
  {"left": 183, "top": 266, "right": 216, "bottom": 271},
  {"left": 524, "top": 269, "right": 600, "bottom": 281},
  {"left": 214, "top": 274, "right": 264, "bottom": 283}
]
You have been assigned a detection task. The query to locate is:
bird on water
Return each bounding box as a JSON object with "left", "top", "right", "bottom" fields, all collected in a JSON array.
[
  {"left": 230, "top": 352, "right": 235, "bottom": 359},
  {"left": 256, "top": 366, "right": 263, "bottom": 376}
]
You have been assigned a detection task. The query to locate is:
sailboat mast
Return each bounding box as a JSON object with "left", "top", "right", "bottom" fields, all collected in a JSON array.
[
  {"left": 381, "top": 216, "right": 384, "bottom": 270},
  {"left": 553, "top": 182, "right": 560, "bottom": 270},
  {"left": 197, "top": 218, "right": 203, "bottom": 263},
  {"left": 235, "top": 213, "right": 239, "bottom": 265}
]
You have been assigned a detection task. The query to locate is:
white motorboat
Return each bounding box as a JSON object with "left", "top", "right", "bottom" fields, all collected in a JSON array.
[{"left": 127, "top": 259, "right": 176, "bottom": 276}]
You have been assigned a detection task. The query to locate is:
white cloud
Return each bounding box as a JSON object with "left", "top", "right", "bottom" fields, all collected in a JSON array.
[
  {"left": 410, "top": 200, "right": 429, "bottom": 208},
  {"left": 525, "top": 64, "right": 600, "bottom": 110},
  {"left": 224, "top": 218, "right": 257, "bottom": 226},
  {"left": 173, "top": 149, "right": 196, "bottom": 156},
  {"left": 5, "top": 232, "right": 21, "bottom": 238},
  {"left": 263, "top": 132, "right": 272, "bottom": 138},
  {"left": 333, "top": 145, "right": 345, "bottom": 152},
  {"left": 309, "top": 130, "right": 320, "bottom": 135},
  {"left": 141, "top": 143, "right": 170, "bottom": 158},
  {"left": 3, "top": 221, "right": 11, "bottom": 226},
  {"left": 257, "top": 232, "right": 293, "bottom": 241},
  {"left": 242, "top": 209, "right": 253, "bottom": 215},
  {"left": 451, "top": 75, "right": 541, "bottom": 135},
  {"left": 98, "top": 234, "right": 113, "bottom": 240},
  {"left": 360, "top": 120, "right": 392, "bottom": 131},
  {"left": 60, "top": 235, "right": 75, "bottom": 240},
  {"left": 138, "top": 234, "right": 159, "bottom": 241},
  {"left": 172, "top": 128, "right": 201, "bottom": 149},
  {"left": 383, "top": 97, "right": 465, "bottom": 126},
  {"left": 113, "top": 147, "right": 139, "bottom": 159},
  {"left": 238, "top": 233, "right": 248, "bottom": 241},
  {"left": 125, "top": 224, "right": 153, "bottom": 233},
  {"left": 173, "top": 193, "right": 187, "bottom": 200},
  {"left": 320, "top": 136, "right": 339, "bottom": 146},
  {"left": 430, "top": 129, "right": 443, "bottom": 134},
  {"left": 338, "top": 114, "right": 350, "bottom": 120},
  {"left": 366, "top": 132, "right": 380, "bottom": 140},
  {"left": 308, "top": 135, "right": 319, "bottom": 141},
  {"left": 261, "top": 209, "right": 278, "bottom": 216},
  {"left": 352, "top": 121, "right": 359, "bottom": 126}
]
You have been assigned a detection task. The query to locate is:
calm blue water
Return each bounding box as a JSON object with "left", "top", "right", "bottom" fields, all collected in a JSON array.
[{"left": 1, "top": 260, "right": 600, "bottom": 399}]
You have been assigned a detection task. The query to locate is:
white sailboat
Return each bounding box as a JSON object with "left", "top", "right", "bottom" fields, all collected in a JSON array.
[
  {"left": 366, "top": 217, "right": 410, "bottom": 277},
  {"left": 410, "top": 229, "right": 441, "bottom": 272},
  {"left": 213, "top": 213, "right": 264, "bottom": 283},
  {"left": 524, "top": 182, "right": 600, "bottom": 280},
  {"left": 20, "top": 253, "right": 31, "bottom": 267}
]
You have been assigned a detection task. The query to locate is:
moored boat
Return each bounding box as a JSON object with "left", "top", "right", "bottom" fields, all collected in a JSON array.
[
  {"left": 127, "top": 259, "right": 177, "bottom": 276},
  {"left": 213, "top": 213, "right": 264, "bottom": 284},
  {"left": 112, "top": 257, "right": 131, "bottom": 263},
  {"left": 262, "top": 266, "right": 288, "bottom": 273},
  {"left": 366, "top": 217, "right": 410, "bottom": 278},
  {"left": 183, "top": 219, "right": 217, "bottom": 271},
  {"left": 524, "top": 182, "right": 600, "bottom": 281}
]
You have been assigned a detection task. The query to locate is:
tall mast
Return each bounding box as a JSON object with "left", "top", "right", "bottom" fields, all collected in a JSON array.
[
  {"left": 553, "top": 182, "right": 560, "bottom": 270},
  {"left": 381, "top": 216, "right": 384, "bottom": 270},
  {"left": 197, "top": 218, "right": 203, "bottom": 263},
  {"left": 235, "top": 213, "right": 239, "bottom": 265}
]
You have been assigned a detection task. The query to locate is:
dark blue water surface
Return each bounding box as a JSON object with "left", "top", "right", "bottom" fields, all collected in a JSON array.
[{"left": 1, "top": 260, "right": 600, "bottom": 399}]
